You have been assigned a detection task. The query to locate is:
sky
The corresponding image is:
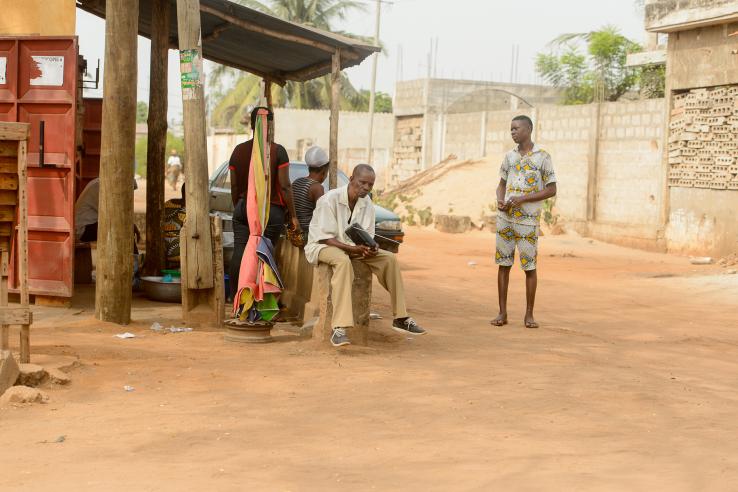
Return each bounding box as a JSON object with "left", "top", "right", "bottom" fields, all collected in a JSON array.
[{"left": 76, "top": 0, "right": 646, "bottom": 123}]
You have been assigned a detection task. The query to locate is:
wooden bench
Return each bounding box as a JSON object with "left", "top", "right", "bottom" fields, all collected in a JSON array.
[{"left": 312, "top": 260, "right": 372, "bottom": 346}]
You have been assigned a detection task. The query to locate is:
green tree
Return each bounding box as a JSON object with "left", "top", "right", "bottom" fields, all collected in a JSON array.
[
  {"left": 136, "top": 101, "right": 149, "bottom": 123},
  {"left": 135, "top": 132, "right": 185, "bottom": 176},
  {"left": 536, "top": 26, "right": 660, "bottom": 104},
  {"left": 210, "top": 0, "right": 375, "bottom": 130}
]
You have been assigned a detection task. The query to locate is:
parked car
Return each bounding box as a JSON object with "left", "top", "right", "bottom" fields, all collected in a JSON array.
[{"left": 209, "top": 161, "right": 405, "bottom": 252}]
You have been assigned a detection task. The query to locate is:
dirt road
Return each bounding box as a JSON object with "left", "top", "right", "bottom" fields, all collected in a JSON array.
[{"left": 1, "top": 229, "right": 737, "bottom": 491}]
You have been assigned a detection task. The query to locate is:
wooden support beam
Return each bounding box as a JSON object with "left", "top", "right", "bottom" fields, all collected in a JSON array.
[
  {"left": 177, "top": 0, "right": 213, "bottom": 289},
  {"left": 203, "top": 23, "right": 230, "bottom": 42},
  {"left": 199, "top": 4, "right": 337, "bottom": 54},
  {"left": 17, "top": 137, "right": 30, "bottom": 363},
  {"left": 328, "top": 50, "right": 341, "bottom": 189},
  {"left": 283, "top": 49, "right": 362, "bottom": 82},
  {"left": 177, "top": 0, "right": 214, "bottom": 291},
  {"left": 264, "top": 80, "right": 274, "bottom": 143},
  {"left": 144, "top": 0, "right": 169, "bottom": 276},
  {"left": 95, "top": 0, "right": 139, "bottom": 324}
]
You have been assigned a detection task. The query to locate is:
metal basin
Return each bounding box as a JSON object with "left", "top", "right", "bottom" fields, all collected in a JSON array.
[{"left": 141, "top": 276, "right": 182, "bottom": 303}]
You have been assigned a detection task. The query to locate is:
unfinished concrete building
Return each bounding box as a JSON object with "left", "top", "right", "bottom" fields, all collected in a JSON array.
[
  {"left": 390, "top": 79, "right": 563, "bottom": 185},
  {"left": 647, "top": 0, "right": 738, "bottom": 255}
]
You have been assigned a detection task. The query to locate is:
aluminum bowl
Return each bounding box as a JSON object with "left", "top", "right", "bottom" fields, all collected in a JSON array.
[{"left": 140, "top": 276, "right": 182, "bottom": 303}]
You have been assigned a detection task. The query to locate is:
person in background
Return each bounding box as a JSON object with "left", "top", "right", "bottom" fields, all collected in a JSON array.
[
  {"left": 291, "top": 146, "right": 329, "bottom": 244},
  {"left": 75, "top": 178, "right": 140, "bottom": 251},
  {"left": 491, "top": 115, "right": 557, "bottom": 329},
  {"left": 163, "top": 183, "right": 186, "bottom": 269},
  {"left": 166, "top": 149, "right": 182, "bottom": 191},
  {"left": 228, "top": 106, "right": 300, "bottom": 301}
]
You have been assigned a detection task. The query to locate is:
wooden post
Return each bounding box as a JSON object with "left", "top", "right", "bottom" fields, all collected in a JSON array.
[
  {"left": 176, "top": 0, "right": 214, "bottom": 290},
  {"left": 264, "top": 80, "right": 274, "bottom": 143},
  {"left": 95, "top": 0, "right": 139, "bottom": 324},
  {"left": 18, "top": 138, "right": 29, "bottom": 363},
  {"left": 0, "top": 251, "right": 8, "bottom": 352},
  {"left": 329, "top": 49, "right": 341, "bottom": 189},
  {"left": 144, "top": 0, "right": 169, "bottom": 276}
]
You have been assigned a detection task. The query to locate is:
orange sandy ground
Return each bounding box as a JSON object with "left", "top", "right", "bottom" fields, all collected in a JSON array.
[{"left": 1, "top": 228, "right": 737, "bottom": 491}]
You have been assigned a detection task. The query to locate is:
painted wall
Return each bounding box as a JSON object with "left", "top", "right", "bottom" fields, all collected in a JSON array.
[
  {"left": 207, "top": 108, "right": 395, "bottom": 187},
  {"left": 0, "top": 0, "right": 76, "bottom": 36}
]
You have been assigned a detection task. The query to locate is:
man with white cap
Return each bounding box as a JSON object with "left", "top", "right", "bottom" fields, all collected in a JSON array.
[{"left": 292, "top": 146, "right": 329, "bottom": 242}]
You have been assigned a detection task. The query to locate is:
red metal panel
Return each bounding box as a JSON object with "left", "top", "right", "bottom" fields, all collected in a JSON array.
[
  {"left": 1, "top": 37, "right": 78, "bottom": 298},
  {"left": 77, "top": 97, "right": 102, "bottom": 199}
]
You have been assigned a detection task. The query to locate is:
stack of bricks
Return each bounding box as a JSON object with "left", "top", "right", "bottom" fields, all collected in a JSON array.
[
  {"left": 668, "top": 85, "right": 738, "bottom": 190},
  {"left": 391, "top": 117, "right": 423, "bottom": 182}
]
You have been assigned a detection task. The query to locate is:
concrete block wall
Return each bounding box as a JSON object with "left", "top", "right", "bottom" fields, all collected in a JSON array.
[
  {"left": 536, "top": 105, "right": 593, "bottom": 225},
  {"left": 390, "top": 116, "right": 424, "bottom": 184},
  {"left": 443, "top": 112, "right": 484, "bottom": 161},
  {"left": 596, "top": 99, "right": 665, "bottom": 228},
  {"left": 207, "top": 108, "right": 394, "bottom": 186}
]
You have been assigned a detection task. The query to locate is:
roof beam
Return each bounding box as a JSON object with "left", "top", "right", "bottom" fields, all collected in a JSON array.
[
  {"left": 285, "top": 47, "right": 362, "bottom": 81},
  {"left": 203, "top": 22, "right": 231, "bottom": 42},
  {"left": 199, "top": 4, "right": 338, "bottom": 54}
]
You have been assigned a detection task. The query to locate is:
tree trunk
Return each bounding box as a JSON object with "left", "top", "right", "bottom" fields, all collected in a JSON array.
[
  {"left": 95, "top": 0, "right": 139, "bottom": 324},
  {"left": 144, "top": 0, "right": 169, "bottom": 276}
]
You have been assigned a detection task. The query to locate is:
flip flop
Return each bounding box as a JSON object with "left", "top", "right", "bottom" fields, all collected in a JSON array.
[
  {"left": 525, "top": 320, "right": 539, "bottom": 329},
  {"left": 490, "top": 317, "right": 508, "bottom": 327}
]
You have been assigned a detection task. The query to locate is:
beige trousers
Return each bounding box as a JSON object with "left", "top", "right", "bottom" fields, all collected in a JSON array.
[{"left": 317, "top": 246, "right": 408, "bottom": 329}]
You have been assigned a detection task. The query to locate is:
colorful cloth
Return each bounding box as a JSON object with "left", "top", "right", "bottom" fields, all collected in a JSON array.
[
  {"left": 163, "top": 198, "right": 186, "bottom": 265},
  {"left": 233, "top": 109, "right": 284, "bottom": 322},
  {"left": 499, "top": 144, "right": 557, "bottom": 226},
  {"left": 495, "top": 216, "right": 539, "bottom": 271}
]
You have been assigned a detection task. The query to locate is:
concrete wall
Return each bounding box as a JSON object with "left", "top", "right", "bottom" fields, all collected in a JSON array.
[
  {"left": 592, "top": 100, "right": 667, "bottom": 250},
  {"left": 389, "top": 99, "right": 674, "bottom": 252},
  {"left": 536, "top": 105, "right": 593, "bottom": 229},
  {"left": 660, "top": 22, "right": 738, "bottom": 256},
  {"left": 0, "top": 0, "right": 75, "bottom": 36},
  {"left": 207, "top": 108, "right": 394, "bottom": 187},
  {"left": 646, "top": 0, "right": 738, "bottom": 30}
]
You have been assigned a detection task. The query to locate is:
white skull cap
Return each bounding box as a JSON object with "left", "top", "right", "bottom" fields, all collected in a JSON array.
[{"left": 304, "top": 146, "right": 329, "bottom": 168}]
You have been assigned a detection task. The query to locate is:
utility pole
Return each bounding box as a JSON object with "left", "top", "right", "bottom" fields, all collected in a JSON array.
[
  {"left": 365, "top": 0, "right": 381, "bottom": 164},
  {"left": 95, "top": 0, "right": 139, "bottom": 324}
]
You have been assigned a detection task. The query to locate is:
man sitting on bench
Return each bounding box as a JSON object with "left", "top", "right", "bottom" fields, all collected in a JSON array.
[{"left": 304, "top": 164, "right": 426, "bottom": 347}]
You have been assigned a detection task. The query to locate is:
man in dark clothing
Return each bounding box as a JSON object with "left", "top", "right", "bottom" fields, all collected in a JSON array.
[{"left": 228, "top": 106, "right": 300, "bottom": 301}]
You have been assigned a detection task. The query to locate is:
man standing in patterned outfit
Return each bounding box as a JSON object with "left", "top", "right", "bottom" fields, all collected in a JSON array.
[{"left": 491, "top": 115, "right": 557, "bottom": 329}]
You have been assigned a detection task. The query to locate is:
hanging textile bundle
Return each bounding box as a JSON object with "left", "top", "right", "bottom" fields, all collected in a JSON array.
[{"left": 233, "top": 108, "right": 284, "bottom": 322}]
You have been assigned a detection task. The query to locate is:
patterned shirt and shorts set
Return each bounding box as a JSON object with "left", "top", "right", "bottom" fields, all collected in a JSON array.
[{"left": 496, "top": 145, "right": 557, "bottom": 271}]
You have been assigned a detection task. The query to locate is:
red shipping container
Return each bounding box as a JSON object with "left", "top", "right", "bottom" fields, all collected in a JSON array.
[{"left": 0, "top": 37, "right": 78, "bottom": 298}]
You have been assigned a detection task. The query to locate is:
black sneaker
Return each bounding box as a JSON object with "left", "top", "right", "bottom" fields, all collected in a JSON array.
[
  {"left": 392, "top": 317, "right": 426, "bottom": 335},
  {"left": 331, "top": 328, "right": 351, "bottom": 347}
]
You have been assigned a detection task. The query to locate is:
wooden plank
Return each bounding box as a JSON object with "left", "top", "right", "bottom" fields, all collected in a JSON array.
[
  {"left": 177, "top": 0, "right": 214, "bottom": 290},
  {"left": 211, "top": 216, "right": 225, "bottom": 327},
  {"left": 18, "top": 139, "right": 30, "bottom": 363},
  {"left": 0, "top": 307, "right": 32, "bottom": 325},
  {"left": 0, "top": 174, "right": 19, "bottom": 190},
  {"left": 0, "top": 251, "right": 8, "bottom": 352},
  {"left": 0, "top": 206, "right": 16, "bottom": 222},
  {"left": 0, "top": 191, "right": 17, "bottom": 207},
  {"left": 0, "top": 141, "right": 17, "bottom": 158},
  {"left": 0, "top": 123, "right": 30, "bottom": 141}
]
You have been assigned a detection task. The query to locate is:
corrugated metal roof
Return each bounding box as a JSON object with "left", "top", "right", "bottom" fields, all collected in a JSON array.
[{"left": 76, "top": 0, "right": 379, "bottom": 84}]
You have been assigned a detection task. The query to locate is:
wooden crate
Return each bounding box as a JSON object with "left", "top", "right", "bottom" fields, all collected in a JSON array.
[{"left": 0, "top": 122, "right": 31, "bottom": 363}]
